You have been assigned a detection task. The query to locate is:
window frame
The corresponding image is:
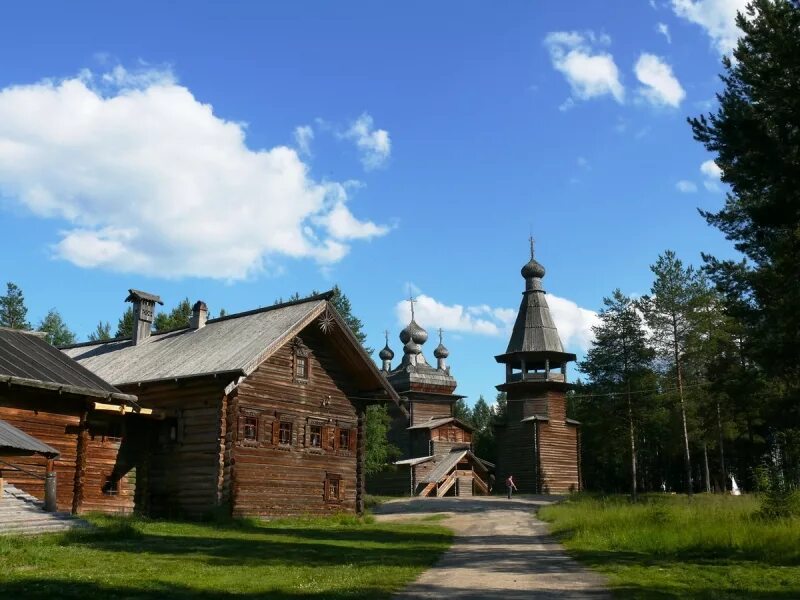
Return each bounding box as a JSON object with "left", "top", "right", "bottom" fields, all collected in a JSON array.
[
  {"left": 278, "top": 420, "right": 294, "bottom": 446},
  {"left": 292, "top": 337, "right": 311, "bottom": 384},
  {"left": 324, "top": 473, "right": 343, "bottom": 502}
]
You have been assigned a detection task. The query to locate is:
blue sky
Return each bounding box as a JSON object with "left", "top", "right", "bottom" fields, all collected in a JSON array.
[{"left": 0, "top": 1, "right": 745, "bottom": 406}]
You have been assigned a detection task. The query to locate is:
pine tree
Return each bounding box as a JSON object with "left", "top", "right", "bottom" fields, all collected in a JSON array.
[
  {"left": 689, "top": 0, "right": 800, "bottom": 455},
  {"left": 472, "top": 395, "right": 496, "bottom": 462},
  {"left": 88, "top": 321, "right": 112, "bottom": 341},
  {"left": 580, "top": 290, "right": 654, "bottom": 501},
  {"left": 37, "top": 309, "right": 76, "bottom": 347},
  {"left": 641, "top": 251, "right": 704, "bottom": 495},
  {"left": 116, "top": 307, "right": 134, "bottom": 338},
  {"left": 0, "top": 282, "right": 31, "bottom": 330},
  {"left": 154, "top": 298, "right": 192, "bottom": 332}
]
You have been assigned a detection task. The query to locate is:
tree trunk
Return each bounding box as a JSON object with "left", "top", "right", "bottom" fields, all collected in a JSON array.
[
  {"left": 703, "top": 443, "right": 711, "bottom": 493},
  {"left": 716, "top": 401, "right": 727, "bottom": 492},
  {"left": 673, "top": 320, "right": 692, "bottom": 496},
  {"left": 627, "top": 383, "right": 638, "bottom": 502}
]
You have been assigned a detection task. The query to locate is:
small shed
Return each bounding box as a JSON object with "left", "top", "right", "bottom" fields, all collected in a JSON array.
[{"left": 0, "top": 327, "right": 139, "bottom": 513}]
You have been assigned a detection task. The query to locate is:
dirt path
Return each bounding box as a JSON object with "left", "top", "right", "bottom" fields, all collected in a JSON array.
[{"left": 373, "top": 496, "right": 609, "bottom": 600}]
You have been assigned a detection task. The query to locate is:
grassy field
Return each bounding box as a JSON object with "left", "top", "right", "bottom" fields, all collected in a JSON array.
[
  {"left": 0, "top": 512, "right": 451, "bottom": 599},
  {"left": 539, "top": 493, "right": 800, "bottom": 599}
]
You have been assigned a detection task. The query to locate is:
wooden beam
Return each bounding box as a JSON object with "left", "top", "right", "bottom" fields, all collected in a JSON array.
[
  {"left": 355, "top": 403, "right": 366, "bottom": 515},
  {"left": 72, "top": 408, "right": 88, "bottom": 515},
  {"left": 91, "top": 401, "right": 166, "bottom": 419}
]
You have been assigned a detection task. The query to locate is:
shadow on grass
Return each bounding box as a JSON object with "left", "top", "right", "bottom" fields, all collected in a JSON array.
[
  {"left": 0, "top": 579, "right": 391, "bottom": 600},
  {"left": 49, "top": 521, "right": 450, "bottom": 569}
]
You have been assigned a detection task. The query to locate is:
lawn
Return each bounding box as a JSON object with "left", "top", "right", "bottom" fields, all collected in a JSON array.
[
  {"left": 0, "top": 512, "right": 451, "bottom": 599},
  {"left": 539, "top": 493, "right": 800, "bottom": 599}
]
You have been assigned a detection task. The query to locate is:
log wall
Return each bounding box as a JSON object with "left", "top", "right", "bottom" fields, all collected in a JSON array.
[
  {"left": 0, "top": 387, "right": 134, "bottom": 514},
  {"left": 230, "top": 326, "right": 362, "bottom": 517},
  {"left": 117, "top": 378, "right": 231, "bottom": 519}
]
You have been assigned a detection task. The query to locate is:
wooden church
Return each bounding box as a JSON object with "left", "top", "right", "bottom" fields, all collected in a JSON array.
[
  {"left": 494, "top": 243, "right": 582, "bottom": 493},
  {"left": 368, "top": 304, "right": 492, "bottom": 497}
]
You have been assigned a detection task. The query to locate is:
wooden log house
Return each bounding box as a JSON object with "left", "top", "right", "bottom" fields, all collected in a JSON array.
[
  {"left": 0, "top": 327, "right": 140, "bottom": 514},
  {"left": 63, "top": 290, "right": 400, "bottom": 518},
  {"left": 494, "top": 242, "right": 581, "bottom": 493},
  {"left": 368, "top": 311, "right": 493, "bottom": 497}
]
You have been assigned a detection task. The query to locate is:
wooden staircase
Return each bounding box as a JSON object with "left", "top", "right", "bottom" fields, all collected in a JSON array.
[{"left": 0, "top": 484, "right": 86, "bottom": 535}]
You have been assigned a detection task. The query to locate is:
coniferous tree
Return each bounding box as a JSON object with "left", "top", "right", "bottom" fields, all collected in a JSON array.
[
  {"left": 88, "top": 321, "right": 112, "bottom": 342},
  {"left": 0, "top": 282, "right": 31, "bottom": 330},
  {"left": 689, "top": 0, "right": 800, "bottom": 481},
  {"left": 580, "top": 290, "right": 654, "bottom": 501},
  {"left": 116, "top": 307, "right": 134, "bottom": 338},
  {"left": 471, "top": 395, "right": 496, "bottom": 462},
  {"left": 37, "top": 309, "right": 76, "bottom": 346},
  {"left": 641, "top": 251, "right": 704, "bottom": 495},
  {"left": 154, "top": 298, "right": 192, "bottom": 332}
]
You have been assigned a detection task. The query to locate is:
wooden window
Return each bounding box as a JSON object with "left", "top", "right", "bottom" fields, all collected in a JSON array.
[
  {"left": 243, "top": 417, "right": 258, "bottom": 441},
  {"left": 102, "top": 476, "right": 119, "bottom": 496},
  {"left": 238, "top": 408, "right": 262, "bottom": 447},
  {"left": 338, "top": 428, "right": 351, "bottom": 451},
  {"left": 292, "top": 337, "right": 311, "bottom": 383},
  {"left": 296, "top": 355, "right": 308, "bottom": 379},
  {"left": 325, "top": 474, "right": 343, "bottom": 502},
  {"left": 448, "top": 428, "right": 457, "bottom": 442},
  {"left": 309, "top": 424, "right": 322, "bottom": 448},
  {"left": 279, "top": 421, "right": 293, "bottom": 445}
]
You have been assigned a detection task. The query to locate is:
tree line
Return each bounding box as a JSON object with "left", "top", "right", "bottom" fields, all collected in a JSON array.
[{"left": 574, "top": 0, "right": 800, "bottom": 499}]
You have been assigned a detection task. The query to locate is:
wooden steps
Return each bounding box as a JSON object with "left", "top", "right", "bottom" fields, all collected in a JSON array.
[
  {"left": 0, "top": 484, "right": 87, "bottom": 536},
  {"left": 456, "top": 476, "right": 473, "bottom": 497}
]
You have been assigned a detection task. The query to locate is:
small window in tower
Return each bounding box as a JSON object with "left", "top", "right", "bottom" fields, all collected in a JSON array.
[
  {"left": 243, "top": 417, "right": 258, "bottom": 441},
  {"left": 279, "top": 421, "right": 293, "bottom": 445},
  {"left": 309, "top": 424, "right": 322, "bottom": 448}
]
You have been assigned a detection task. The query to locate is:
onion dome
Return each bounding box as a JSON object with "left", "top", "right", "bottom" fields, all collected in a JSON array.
[
  {"left": 400, "top": 319, "right": 428, "bottom": 345},
  {"left": 403, "top": 340, "right": 422, "bottom": 356},
  {"left": 379, "top": 339, "right": 395, "bottom": 361},
  {"left": 521, "top": 257, "right": 545, "bottom": 280},
  {"left": 433, "top": 328, "right": 449, "bottom": 359}
]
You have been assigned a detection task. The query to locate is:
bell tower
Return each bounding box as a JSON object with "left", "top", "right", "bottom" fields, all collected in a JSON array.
[{"left": 494, "top": 240, "right": 581, "bottom": 493}]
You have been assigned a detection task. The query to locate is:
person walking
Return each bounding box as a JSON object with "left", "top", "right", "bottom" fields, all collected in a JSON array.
[{"left": 506, "top": 474, "right": 517, "bottom": 499}]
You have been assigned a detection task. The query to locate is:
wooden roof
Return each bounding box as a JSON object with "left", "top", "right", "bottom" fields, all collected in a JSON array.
[
  {"left": 0, "top": 327, "right": 136, "bottom": 403},
  {"left": 63, "top": 293, "right": 400, "bottom": 403},
  {"left": 0, "top": 418, "right": 60, "bottom": 457}
]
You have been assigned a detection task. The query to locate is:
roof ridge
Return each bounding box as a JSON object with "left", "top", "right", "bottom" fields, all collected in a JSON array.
[
  {"left": 206, "top": 290, "right": 334, "bottom": 325},
  {"left": 59, "top": 290, "right": 336, "bottom": 350}
]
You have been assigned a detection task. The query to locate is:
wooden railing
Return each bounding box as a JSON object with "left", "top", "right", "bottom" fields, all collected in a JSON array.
[{"left": 437, "top": 473, "right": 457, "bottom": 497}]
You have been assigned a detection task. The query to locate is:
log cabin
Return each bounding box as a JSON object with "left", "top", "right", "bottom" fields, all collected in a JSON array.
[
  {"left": 63, "top": 290, "right": 399, "bottom": 518},
  {"left": 368, "top": 310, "right": 492, "bottom": 497},
  {"left": 494, "top": 242, "right": 582, "bottom": 494},
  {"left": 0, "top": 327, "right": 140, "bottom": 514}
]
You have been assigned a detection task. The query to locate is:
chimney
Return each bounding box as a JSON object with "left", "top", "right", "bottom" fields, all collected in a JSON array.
[
  {"left": 125, "top": 289, "right": 163, "bottom": 345},
  {"left": 190, "top": 300, "right": 208, "bottom": 330}
]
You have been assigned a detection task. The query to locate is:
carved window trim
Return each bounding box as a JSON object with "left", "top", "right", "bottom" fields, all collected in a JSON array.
[
  {"left": 238, "top": 407, "right": 272, "bottom": 447},
  {"left": 324, "top": 472, "right": 343, "bottom": 502},
  {"left": 292, "top": 337, "right": 311, "bottom": 384}
]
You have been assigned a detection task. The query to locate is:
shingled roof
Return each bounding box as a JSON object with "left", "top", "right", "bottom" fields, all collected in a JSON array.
[
  {"left": 0, "top": 327, "right": 135, "bottom": 403},
  {"left": 62, "top": 293, "right": 400, "bottom": 403},
  {"left": 0, "top": 419, "right": 60, "bottom": 457}
]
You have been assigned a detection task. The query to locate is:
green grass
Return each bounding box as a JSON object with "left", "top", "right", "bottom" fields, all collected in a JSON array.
[
  {"left": 0, "top": 512, "right": 451, "bottom": 599},
  {"left": 539, "top": 493, "right": 800, "bottom": 599}
]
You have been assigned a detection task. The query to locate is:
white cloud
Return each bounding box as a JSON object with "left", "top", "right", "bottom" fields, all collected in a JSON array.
[
  {"left": 700, "top": 159, "right": 722, "bottom": 179},
  {"left": 700, "top": 159, "right": 723, "bottom": 192},
  {"left": 293, "top": 125, "right": 314, "bottom": 156},
  {"left": 0, "top": 66, "right": 389, "bottom": 279},
  {"left": 671, "top": 0, "right": 748, "bottom": 54},
  {"left": 657, "top": 22, "right": 672, "bottom": 43},
  {"left": 394, "top": 290, "right": 598, "bottom": 353},
  {"left": 341, "top": 113, "right": 391, "bottom": 171},
  {"left": 543, "top": 31, "right": 625, "bottom": 105},
  {"left": 676, "top": 180, "right": 698, "bottom": 193},
  {"left": 634, "top": 53, "right": 686, "bottom": 108}
]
